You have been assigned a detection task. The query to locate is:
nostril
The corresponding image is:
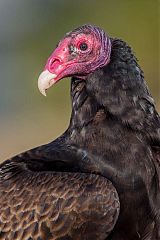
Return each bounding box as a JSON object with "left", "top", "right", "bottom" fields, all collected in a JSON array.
[
  {"left": 48, "top": 58, "right": 62, "bottom": 72},
  {"left": 50, "top": 58, "right": 60, "bottom": 65},
  {"left": 50, "top": 59, "right": 58, "bottom": 66}
]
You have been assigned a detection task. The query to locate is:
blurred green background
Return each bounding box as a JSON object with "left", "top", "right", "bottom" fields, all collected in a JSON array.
[{"left": 0, "top": 0, "right": 159, "bottom": 161}]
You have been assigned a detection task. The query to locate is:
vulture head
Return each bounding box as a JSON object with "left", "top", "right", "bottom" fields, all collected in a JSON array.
[{"left": 38, "top": 24, "right": 111, "bottom": 96}]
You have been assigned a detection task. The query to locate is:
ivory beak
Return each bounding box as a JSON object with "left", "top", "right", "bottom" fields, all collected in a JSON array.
[{"left": 38, "top": 70, "right": 57, "bottom": 96}]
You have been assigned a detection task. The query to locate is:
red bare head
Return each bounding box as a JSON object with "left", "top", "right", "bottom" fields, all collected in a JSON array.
[{"left": 38, "top": 24, "right": 111, "bottom": 96}]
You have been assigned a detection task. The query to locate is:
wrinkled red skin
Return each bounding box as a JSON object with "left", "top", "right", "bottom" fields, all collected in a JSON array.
[{"left": 44, "top": 29, "right": 111, "bottom": 82}]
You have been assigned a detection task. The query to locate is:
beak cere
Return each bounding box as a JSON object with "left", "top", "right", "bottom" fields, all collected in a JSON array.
[{"left": 38, "top": 70, "right": 57, "bottom": 96}]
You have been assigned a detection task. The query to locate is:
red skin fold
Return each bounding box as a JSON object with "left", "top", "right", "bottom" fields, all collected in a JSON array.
[{"left": 44, "top": 31, "right": 111, "bottom": 82}]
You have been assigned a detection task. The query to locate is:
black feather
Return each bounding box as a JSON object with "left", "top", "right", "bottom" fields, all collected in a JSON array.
[{"left": 0, "top": 35, "right": 160, "bottom": 239}]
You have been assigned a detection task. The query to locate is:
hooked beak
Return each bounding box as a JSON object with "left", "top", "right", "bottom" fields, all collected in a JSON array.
[
  {"left": 38, "top": 38, "right": 71, "bottom": 96},
  {"left": 38, "top": 70, "right": 57, "bottom": 96}
]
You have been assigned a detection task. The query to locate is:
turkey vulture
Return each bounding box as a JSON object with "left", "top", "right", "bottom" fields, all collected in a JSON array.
[{"left": 0, "top": 24, "right": 160, "bottom": 240}]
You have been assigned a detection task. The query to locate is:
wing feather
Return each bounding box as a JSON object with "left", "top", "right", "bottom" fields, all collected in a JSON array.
[{"left": 0, "top": 161, "right": 119, "bottom": 240}]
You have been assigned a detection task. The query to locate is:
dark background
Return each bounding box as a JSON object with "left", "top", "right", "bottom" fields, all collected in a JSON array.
[{"left": 0, "top": 0, "right": 159, "bottom": 160}]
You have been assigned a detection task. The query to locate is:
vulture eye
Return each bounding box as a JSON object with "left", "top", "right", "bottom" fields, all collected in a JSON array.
[{"left": 79, "top": 42, "right": 88, "bottom": 51}]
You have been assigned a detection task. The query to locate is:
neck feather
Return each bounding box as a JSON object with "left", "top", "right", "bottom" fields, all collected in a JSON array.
[{"left": 68, "top": 38, "right": 159, "bottom": 147}]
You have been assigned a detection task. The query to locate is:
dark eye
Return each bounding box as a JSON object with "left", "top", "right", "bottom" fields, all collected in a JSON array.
[{"left": 79, "top": 42, "right": 88, "bottom": 51}]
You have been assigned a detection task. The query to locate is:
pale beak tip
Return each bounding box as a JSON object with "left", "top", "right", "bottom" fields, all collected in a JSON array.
[
  {"left": 41, "top": 90, "right": 47, "bottom": 97},
  {"left": 38, "top": 83, "right": 47, "bottom": 97},
  {"left": 38, "top": 70, "right": 57, "bottom": 97}
]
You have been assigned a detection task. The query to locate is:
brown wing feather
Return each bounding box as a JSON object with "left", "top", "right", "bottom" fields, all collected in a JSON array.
[{"left": 0, "top": 162, "right": 119, "bottom": 240}]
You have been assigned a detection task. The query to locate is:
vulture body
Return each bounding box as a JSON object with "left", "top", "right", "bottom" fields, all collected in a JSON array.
[{"left": 0, "top": 25, "right": 160, "bottom": 240}]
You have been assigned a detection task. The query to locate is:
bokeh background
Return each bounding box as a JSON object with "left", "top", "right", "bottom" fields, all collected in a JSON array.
[{"left": 0, "top": 0, "right": 159, "bottom": 161}]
